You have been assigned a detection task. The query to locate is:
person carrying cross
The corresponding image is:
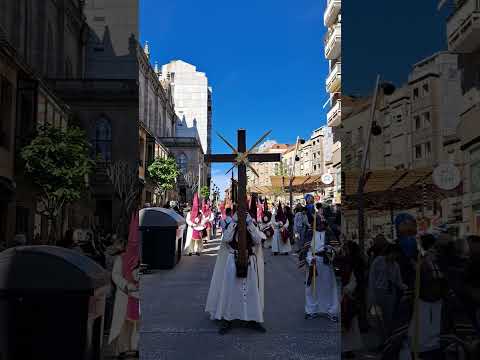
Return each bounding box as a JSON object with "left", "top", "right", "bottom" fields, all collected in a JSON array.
[{"left": 207, "top": 211, "right": 266, "bottom": 334}]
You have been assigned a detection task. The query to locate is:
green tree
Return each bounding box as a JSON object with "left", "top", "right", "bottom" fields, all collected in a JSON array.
[
  {"left": 21, "top": 124, "right": 94, "bottom": 244},
  {"left": 200, "top": 185, "right": 210, "bottom": 200},
  {"left": 148, "top": 156, "right": 179, "bottom": 203}
]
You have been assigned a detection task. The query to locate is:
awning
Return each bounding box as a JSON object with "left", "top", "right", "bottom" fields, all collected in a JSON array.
[
  {"left": 248, "top": 185, "right": 275, "bottom": 195},
  {"left": 269, "top": 175, "right": 333, "bottom": 192},
  {"left": 342, "top": 168, "right": 462, "bottom": 211}
]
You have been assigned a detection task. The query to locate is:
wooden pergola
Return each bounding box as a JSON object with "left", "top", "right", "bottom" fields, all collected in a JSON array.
[{"left": 270, "top": 175, "right": 333, "bottom": 192}]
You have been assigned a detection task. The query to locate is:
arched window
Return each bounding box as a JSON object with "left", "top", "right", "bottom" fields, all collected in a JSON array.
[
  {"left": 65, "top": 57, "right": 73, "bottom": 79},
  {"left": 95, "top": 116, "right": 112, "bottom": 162},
  {"left": 177, "top": 153, "right": 188, "bottom": 173},
  {"left": 46, "top": 23, "right": 55, "bottom": 77}
]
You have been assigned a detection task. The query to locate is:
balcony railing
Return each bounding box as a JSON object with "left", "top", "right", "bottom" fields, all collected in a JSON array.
[
  {"left": 447, "top": 0, "right": 480, "bottom": 52},
  {"left": 324, "top": 0, "right": 341, "bottom": 27},
  {"left": 327, "top": 99, "right": 341, "bottom": 127},
  {"left": 326, "top": 62, "right": 341, "bottom": 93},
  {"left": 325, "top": 23, "right": 341, "bottom": 60}
]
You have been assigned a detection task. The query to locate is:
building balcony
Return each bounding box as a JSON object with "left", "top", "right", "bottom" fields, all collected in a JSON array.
[
  {"left": 326, "top": 62, "right": 341, "bottom": 93},
  {"left": 447, "top": 0, "right": 480, "bottom": 52},
  {"left": 325, "top": 23, "right": 341, "bottom": 60},
  {"left": 327, "top": 99, "right": 341, "bottom": 127},
  {"left": 324, "top": 0, "right": 341, "bottom": 27}
]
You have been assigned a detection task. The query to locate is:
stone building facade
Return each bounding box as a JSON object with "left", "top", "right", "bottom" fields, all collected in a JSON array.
[
  {"left": 0, "top": 0, "right": 89, "bottom": 245},
  {"left": 0, "top": 0, "right": 142, "bottom": 245},
  {"left": 441, "top": 0, "right": 480, "bottom": 235}
]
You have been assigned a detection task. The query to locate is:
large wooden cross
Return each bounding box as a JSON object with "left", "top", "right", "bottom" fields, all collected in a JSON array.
[{"left": 204, "top": 129, "right": 280, "bottom": 268}]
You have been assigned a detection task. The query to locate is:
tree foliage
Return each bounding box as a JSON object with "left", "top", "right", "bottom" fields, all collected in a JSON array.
[
  {"left": 200, "top": 185, "right": 210, "bottom": 200},
  {"left": 148, "top": 156, "right": 179, "bottom": 197},
  {"left": 21, "top": 124, "right": 94, "bottom": 243}
]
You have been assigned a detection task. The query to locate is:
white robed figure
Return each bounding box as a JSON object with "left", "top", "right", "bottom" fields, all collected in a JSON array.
[
  {"left": 304, "top": 216, "right": 339, "bottom": 321},
  {"left": 184, "top": 193, "right": 205, "bottom": 256},
  {"left": 206, "top": 212, "right": 266, "bottom": 334},
  {"left": 271, "top": 203, "right": 291, "bottom": 255},
  {"left": 205, "top": 208, "right": 234, "bottom": 316}
]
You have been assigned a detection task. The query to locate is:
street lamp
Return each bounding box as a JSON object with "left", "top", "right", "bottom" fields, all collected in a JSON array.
[
  {"left": 290, "top": 137, "right": 306, "bottom": 208},
  {"left": 357, "top": 75, "right": 395, "bottom": 255}
]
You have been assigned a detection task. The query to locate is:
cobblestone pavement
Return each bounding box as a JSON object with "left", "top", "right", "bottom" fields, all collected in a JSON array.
[{"left": 140, "top": 238, "right": 341, "bottom": 360}]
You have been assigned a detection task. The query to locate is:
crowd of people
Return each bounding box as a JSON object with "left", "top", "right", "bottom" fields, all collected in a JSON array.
[
  {"left": 336, "top": 213, "right": 480, "bottom": 359},
  {"left": 7, "top": 191, "right": 479, "bottom": 359}
]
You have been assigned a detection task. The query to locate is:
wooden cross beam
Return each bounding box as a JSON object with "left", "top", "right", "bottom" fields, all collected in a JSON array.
[{"left": 204, "top": 129, "right": 280, "bottom": 269}]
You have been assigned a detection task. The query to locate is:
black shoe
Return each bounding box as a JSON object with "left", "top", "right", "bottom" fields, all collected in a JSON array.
[
  {"left": 273, "top": 252, "right": 278, "bottom": 256},
  {"left": 219, "top": 320, "right": 232, "bottom": 335},
  {"left": 342, "top": 351, "right": 355, "bottom": 359},
  {"left": 188, "top": 253, "right": 192, "bottom": 256},
  {"left": 196, "top": 252, "right": 200, "bottom": 256},
  {"left": 283, "top": 253, "right": 289, "bottom": 256},
  {"left": 248, "top": 321, "right": 266, "bottom": 333}
]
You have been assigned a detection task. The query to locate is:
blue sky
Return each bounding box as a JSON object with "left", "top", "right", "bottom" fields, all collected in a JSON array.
[
  {"left": 140, "top": 0, "right": 328, "bottom": 194},
  {"left": 343, "top": 0, "right": 449, "bottom": 95}
]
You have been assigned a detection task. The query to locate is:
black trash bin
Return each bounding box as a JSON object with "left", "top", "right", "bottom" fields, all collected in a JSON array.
[
  {"left": 0, "top": 246, "right": 110, "bottom": 360},
  {"left": 139, "top": 207, "right": 186, "bottom": 270}
]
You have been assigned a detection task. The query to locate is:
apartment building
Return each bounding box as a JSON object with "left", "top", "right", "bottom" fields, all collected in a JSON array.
[
  {"left": 324, "top": 0, "right": 341, "bottom": 205},
  {"left": 160, "top": 60, "right": 212, "bottom": 185},
  {"left": 441, "top": 0, "right": 480, "bottom": 235},
  {"left": 341, "top": 51, "right": 465, "bottom": 236}
]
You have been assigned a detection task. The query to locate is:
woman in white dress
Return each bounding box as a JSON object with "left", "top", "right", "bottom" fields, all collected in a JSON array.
[{"left": 271, "top": 203, "right": 291, "bottom": 256}]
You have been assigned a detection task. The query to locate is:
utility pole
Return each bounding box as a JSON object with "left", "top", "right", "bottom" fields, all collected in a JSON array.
[
  {"left": 357, "top": 75, "right": 395, "bottom": 255},
  {"left": 289, "top": 136, "right": 305, "bottom": 208}
]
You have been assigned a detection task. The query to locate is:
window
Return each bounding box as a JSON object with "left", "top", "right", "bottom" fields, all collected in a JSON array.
[
  {"left": 423, "top": 112, "right": 431, "bottom": 127},
  {"left": 422, "top": 82, "right": 429, "bottom": 96},
  {"left": 46, "top": 23, "right": 55, "bottom": 77},
  {"left": 95, "top": 116, "right": 112, "bottom": 161},
  {"left": 425, "top": 142, "right": 431, "bottom": 158},
  {"left": 413, "top": 87, "right": 419, "bottom": 99},
  {"left": 0, "top": 76, "right": 13, "bottom": 149},
  {"left": 415, "top": 115, "right": 421, "bottom": 130},
  {"left": 415, "top": 144, "right": 422, "bottom": 159},
  {"left": 65, "top": 58, "right": 73, "bottom": 79},
  {"left": 177, "top": 153, "right": 188, "bottom": 173}
]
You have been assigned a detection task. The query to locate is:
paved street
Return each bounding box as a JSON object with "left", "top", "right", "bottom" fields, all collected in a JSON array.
[{"left": 140, "top": 238, "right": 341, "bottom": 360}]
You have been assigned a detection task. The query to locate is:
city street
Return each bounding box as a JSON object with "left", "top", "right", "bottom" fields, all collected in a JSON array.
[{"left": 139, "top": 238, "right": 341, "bottom": 360}]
